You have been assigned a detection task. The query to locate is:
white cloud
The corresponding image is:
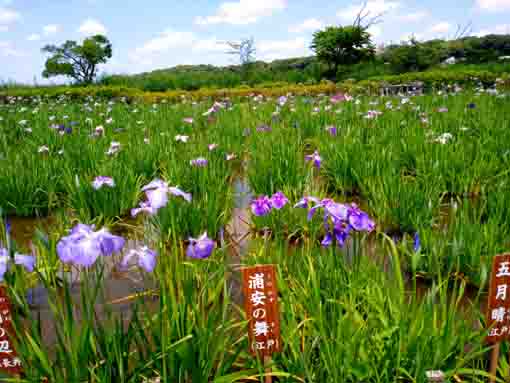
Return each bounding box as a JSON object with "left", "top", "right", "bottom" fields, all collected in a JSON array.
[
  {"left": 429, "top": 22, "right": 451, "bottom": 34},
  {"left": 0, "top": 6, "right": 20, "bottom": 25},
  {"left": 288, "top": 18, "right": 324, "bottom": 33},
  {"left": 475, "top": 24, "right": 510, "bottom": 36},
  {"left": 0, "top": 25, "right": 7, "bottom": 32},
  {"left": 476, "top": 0, "right": 510, "bottom": 11},
  {"left": 130, "top": 29, "right": 195, "bottom": 65},
  {"left": 258, "top": 37, "right": 310, "bottom": 61},
  {"left": 43, "top": 24, "right": 60, "bottom": 36},
  {"left": 78, "top": 18, "right": 107, "bottom": 35},
  {"left": 192, "top": 37, "right": 227, "bottom": 53},
  {"left": 195, "top": 0, "right": 286, "bottom": 25},
  {"left": 407, "top": 22, "right": 453, "bottom": 42},
  {"left": 337, "top": 0, "right": 400, "bottom": 22},
  {"left": 0, "top": 40, "right": 24, "bottom": 57},
  {"left": 368, "top": 24, "right": 383, "bottom": 39},
  {"left": 135, "top": 29, "right": 194, "bottom": 55},
  {"left": 27, "top": 33, "right": 41, "bottom": 41},
  {"left": 397, "top": 11, "right": 429, "bottom": 22}
]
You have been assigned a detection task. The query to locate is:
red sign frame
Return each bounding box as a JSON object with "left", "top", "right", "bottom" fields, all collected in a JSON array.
[
  {"left": 487, "top": 254, "right": 510, "bottom": 344},
  {"left": 241, "top": 264, "right": 282, "bottom": 357},
  {"left": 0, "top": 286, "right": 23, "bottom": 376}
]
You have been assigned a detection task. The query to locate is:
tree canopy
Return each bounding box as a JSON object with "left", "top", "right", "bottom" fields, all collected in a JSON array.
[
  {"left": 311, "top": 25, "right": 375, "bottom": 79},
  {"left": 42, "top": 35, "right": 112, "bottom": 84}
]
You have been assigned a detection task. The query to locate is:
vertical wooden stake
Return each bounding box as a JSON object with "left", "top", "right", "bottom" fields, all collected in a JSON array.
[
  {"left": 490, "top": 342, "right": 500, "bottom": 383},
  {"left": 264, "top": 355, "right": 272, "bottom": 383}
]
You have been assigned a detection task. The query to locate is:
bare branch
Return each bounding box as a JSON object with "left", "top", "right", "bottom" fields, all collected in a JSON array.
[{"left": 353, "top": 0, "right": 385, "bottom": 28}]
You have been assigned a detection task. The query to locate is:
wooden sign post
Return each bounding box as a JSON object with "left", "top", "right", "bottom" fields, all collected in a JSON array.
[
  {"left": 486, "top": 253, "right": 510, "bottom": 383},
  {"left": 241, "top": 265, "right": 281, "bottom": 383},
  {"left": 0, "top": 286, "right": 23, "bottom": 377}
]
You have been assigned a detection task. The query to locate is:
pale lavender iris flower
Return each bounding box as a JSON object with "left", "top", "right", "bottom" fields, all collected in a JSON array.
[
  {"left": 132, "top": 179, "right": 191, "bottom": 217},
  {"left": 106, "top": 141, "right": 121, "bottom": 156},
  {"left": 0, "top": 248, "right": 36, "bottom": 280},
  {"left": 92, "top": 176, "right": 115, "bottom": 190},
  {"left": 0, "top": 250, "right": 8, "bottom": 281},
  {"left": 56, "top": 224, "right": 125, "bottom": 267},
  {"left": 14, "top": 253, "right": 36, "bottom": 272},
  {"left": 120, "top": 246, "right": 158, "bottom": 272}
]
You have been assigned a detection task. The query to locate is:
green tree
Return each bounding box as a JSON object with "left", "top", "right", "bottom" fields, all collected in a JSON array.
[
  {"left": 383, "top": 38, "right": 448, "bottom": 73},
  {"left": 42, "top": 35, "right": 112, "bottom": 84},
  {"left": 311, "top": 25, "right": 375, "bottom": 79}
]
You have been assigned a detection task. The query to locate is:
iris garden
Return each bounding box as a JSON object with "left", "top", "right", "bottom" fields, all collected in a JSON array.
[{"left": 0, "top": 84, "right": 509, "bottom": 382}]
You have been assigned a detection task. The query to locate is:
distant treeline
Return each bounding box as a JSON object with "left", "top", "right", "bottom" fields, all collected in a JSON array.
[
  {"left": 100, "top": 57, "right": 325, "bottom": 92},
  {"left": 97, "top": 34, "right": 510, "bottom": 92}
]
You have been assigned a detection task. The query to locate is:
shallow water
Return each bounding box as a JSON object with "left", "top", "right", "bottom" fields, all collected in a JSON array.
[
  {"left": 7, "top": 215, "right": 54, "bottom": 249},
  {"left": 224, "top": 175, "right": 253, "bottom": 305}
]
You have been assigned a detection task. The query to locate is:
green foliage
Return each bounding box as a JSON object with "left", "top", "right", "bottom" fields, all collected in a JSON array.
[
  {"left": 383, "top": 34, "right": 510, "bottom": 74},
  {"left": 311, "top": 25, "right": 375, "bottom": 79},
  {"left": 101, "top": 57, "right": 324, "bottom": 92},
  {"left": 42, "top": 35, "right": 113, "bottom": 84},
  {"left": 382, "top": 38, "right": 449, "bottom": 73},
  {"left": 1, "top": 87, "right": 508, "bottom": 382}
]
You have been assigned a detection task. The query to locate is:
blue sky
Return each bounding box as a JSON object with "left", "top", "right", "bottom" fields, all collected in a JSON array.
[{"left": 1, "top": 0, "right": 510, "bottom": 83}]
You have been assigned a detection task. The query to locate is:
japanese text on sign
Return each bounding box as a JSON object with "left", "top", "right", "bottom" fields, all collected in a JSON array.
[
  {"left": 487, "top": 254, "right": 510, "bottom": 344},
  {"left": 242, "top": 265, "right": 282, "bottom": 356}
]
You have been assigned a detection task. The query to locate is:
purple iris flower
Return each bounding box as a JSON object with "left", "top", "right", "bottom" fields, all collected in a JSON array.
[
  {"left": 321, "top": 233, "right": 333, "bottom": 247},
  {"left": 294, "top": 196, "right": 320, "bottom": 209},
  {"left": 305, "top": 151, "right": 322, "bottom": 169},
  {"left": 251, "top": 196, "right": 272, "bottom": 217},
  {"left": 438, "top": 107, "right": 448, "bottom": 113},
  {"left": 348, "top": 204, "right": 375, "bottom": 232},
  {"left": 326, "top": 126, "right": 337, "bottom": 136},
  {"left": 190, "top": 158, "right": 208, "bottom": 167},
  {"left": 186, "top": 233, "right": 215, "bottom": 259},
  {"left": 330, "top": 93, "right": 352, "bottom": 103},
  {"left": 333, "top": 222, "right": 352, "bottom": 247},
  {"left": 92, "top": 176, "right": 115, "bottom": 190},
  {"left": 296, "top": 196, "right": 375, "bottom": 248},
  {"left": 120, "top": 246, "right": 158, "bottom": 272},
  {"left": 324, "top": 200, "right": 349, "bottom": 222},
  {"left": 413, "top": 232, "right": 421, "bottom": 252},
  {"left": 56, "top": 224, "right": 125, "bottom": 267},
  {"left": 270, "top": 192, "right": 288, "bottom": 209},
  {"left": 4, "top": 218, "right": 11, "bottom": 235}
]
